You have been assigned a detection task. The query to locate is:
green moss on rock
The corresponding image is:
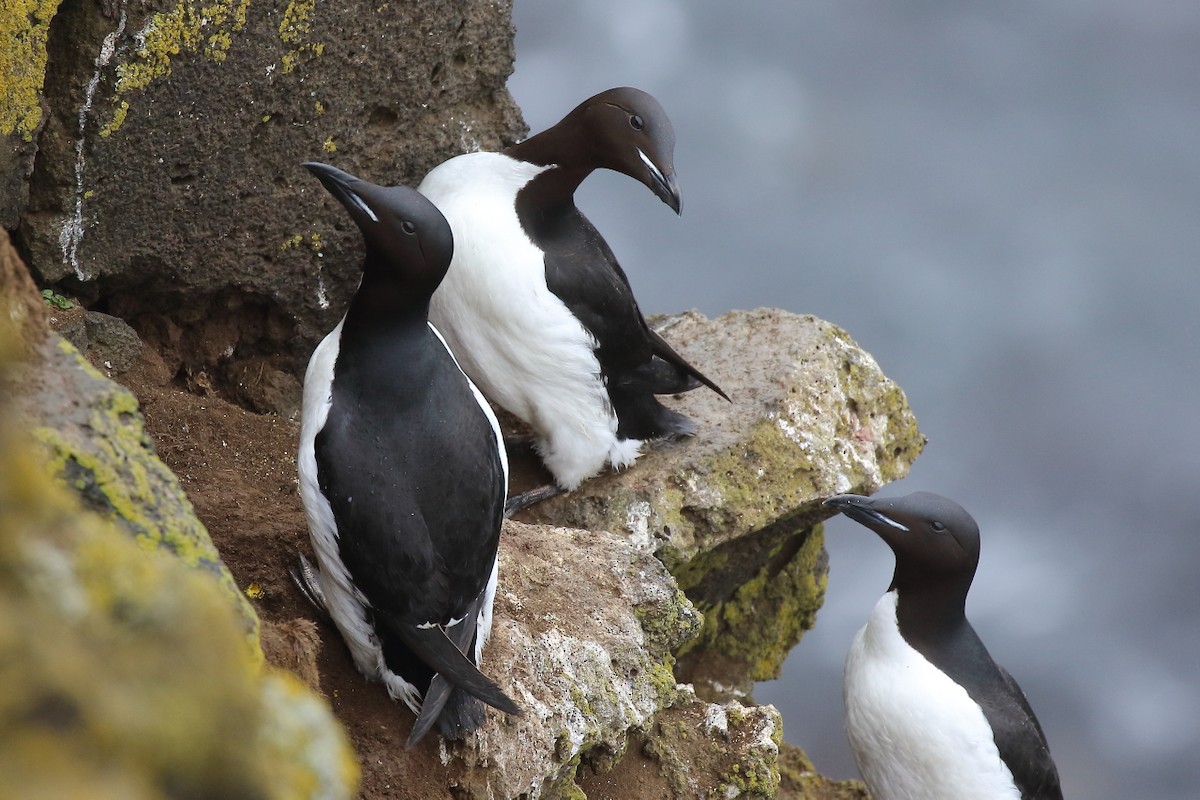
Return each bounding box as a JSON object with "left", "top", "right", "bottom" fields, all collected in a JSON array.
[
  {"left": 777, "top": 743, "right": 869, "bottom": 800},
  {"left": 675, "top": 523, "right": 828, "bottom": 688},
  {"left": 24, "top": 335, "right": 259, "bottom": 645},
  {"left": 0, "top": 364, "right": 358, "bottom": 799}
]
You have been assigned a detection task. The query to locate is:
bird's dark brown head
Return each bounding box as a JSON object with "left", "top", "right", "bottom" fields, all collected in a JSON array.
[{"left": 508, "top": 87, "right": 682, "bottom": 214}]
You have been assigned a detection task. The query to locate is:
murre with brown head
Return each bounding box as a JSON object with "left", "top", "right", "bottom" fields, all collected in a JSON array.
[
  {"left": 418, "top": 87, "right": 728, "bottom": 501},
  {"left": 296, "top": 162, "right": 520, "bottom": 748},
  {"left": 824, "top": 491, "right": 1062, "bottom": 800}
]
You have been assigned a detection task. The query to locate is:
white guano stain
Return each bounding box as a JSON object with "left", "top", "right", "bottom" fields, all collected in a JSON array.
[
  {"left": 60, "top": 8, "right": 128, "bottom": 280},
  {"left": 625, "top": 499, "right": 653, "bottom": 551}
]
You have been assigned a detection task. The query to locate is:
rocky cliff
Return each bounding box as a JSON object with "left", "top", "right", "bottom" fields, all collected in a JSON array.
[
  {"left": 5, "top": 0, "right": 524, "bottom": 414},
  {"left": 2, "top": 0, "right": 923, "bottom": 796}
]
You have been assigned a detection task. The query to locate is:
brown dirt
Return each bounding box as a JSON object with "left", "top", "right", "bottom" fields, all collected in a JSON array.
[{"left": 117, "top": 347, "right": 554, "bottom": 800}]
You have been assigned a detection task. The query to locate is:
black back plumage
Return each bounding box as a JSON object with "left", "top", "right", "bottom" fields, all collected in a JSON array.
[
  {"left": 826, "top": 491, "right": 1063, "bottom": 800},
  {"left": 507, "top": 87, "right": 729, "bottom": 440},
  {"left": 304, "top": 162, "right": 517, "bottom": 744}
]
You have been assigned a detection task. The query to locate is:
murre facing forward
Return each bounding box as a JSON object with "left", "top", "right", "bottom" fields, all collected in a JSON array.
[
  {"left": 297, "top": 162, "right": 520, "bottom": 747},
  {"left": 419, "top": 87, "right": 728, "bottom": 493},
  {"left": 824, "top": 492, "right": 1063, "bottom": 800}
]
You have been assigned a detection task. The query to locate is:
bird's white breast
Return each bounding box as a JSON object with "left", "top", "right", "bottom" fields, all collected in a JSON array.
[
  {"left": 419, "top": 152, "right": 635, "bottom": 489},
  {"left": 844, "top": 591, "right": 1020, "bottom": 800}
]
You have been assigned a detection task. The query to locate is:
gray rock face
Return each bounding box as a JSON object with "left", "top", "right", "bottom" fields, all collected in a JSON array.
[
  {"left": 526, "top": 309, "right": 922, "bottom": 556},
  {"left": 445, "top": 520, "right": 702, "bottom": 798},
  {"left": 522, "top": 309, "right": 925, "bottom": 696},
  {"left": 14, "top": 0, "right": 525, "bottom": 390}
]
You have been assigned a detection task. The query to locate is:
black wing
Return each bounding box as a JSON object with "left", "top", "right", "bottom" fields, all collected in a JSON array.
[
  {"left": 989, "top": 664, "right": 1063, "bottom": 800},
  {"left": 539, "top": 207, "right": 727, "bottom": 399}
]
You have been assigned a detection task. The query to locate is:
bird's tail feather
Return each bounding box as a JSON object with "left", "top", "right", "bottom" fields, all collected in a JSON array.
[{"left": 383, "top": 614, "right": 521, "bottom": 728}]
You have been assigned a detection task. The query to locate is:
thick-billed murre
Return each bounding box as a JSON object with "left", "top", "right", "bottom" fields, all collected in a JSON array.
[
  {"left": 419, "top": 87, "right": 728, "bottom": 492},
  {"left": 824, "top": 491, "right": 1063, "bottom": 800},
  {"left": 297, "top": 162, "right": 520, "bottom": 747}
]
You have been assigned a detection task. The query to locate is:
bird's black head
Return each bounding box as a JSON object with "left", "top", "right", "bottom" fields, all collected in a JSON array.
[
  {"left": 304, "top": 162, "right": 454, "bottom": 300},
  {"left": 824, "top": 491, "right": 981, "bottom": 600},
  {"left": 512, "top": 87, "right": 682, "bottom": 214}
]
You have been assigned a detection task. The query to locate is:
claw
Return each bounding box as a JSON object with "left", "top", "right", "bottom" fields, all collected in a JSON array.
[{"left": 289, "top": 553, "right": 330, "bottom": 618}]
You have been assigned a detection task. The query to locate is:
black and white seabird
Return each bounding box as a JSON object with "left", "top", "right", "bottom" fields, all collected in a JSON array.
[
  {"left": 297, "top": 162, "right": 520, "bottom": 747},
  {"left": 824, "top": 491, "right": 1063, "bottom": 800},
  {"left": 418, "top": 86, "right": 729, "bottom": 492}
]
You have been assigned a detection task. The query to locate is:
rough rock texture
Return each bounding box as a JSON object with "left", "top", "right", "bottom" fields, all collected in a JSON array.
[
  {"left": 12, "top": 0, "right": 525, "bottom": 402},
  {"left": 0, "top": 236, "right": 359, "bottom": 799},
  {"left": 778, "top": 744, "right": 869, "bottom": 800},
  {"left": 411, "top": 520, "right": 704, "bottom": 798},
  {"left": 112, "top": 301, "right": 902, "bottom": 799},
  {"left": 523, "top": 309, "right": 924, "bottom": 697},
  {"left": 578, "top": 689, "right": 785, "bottom": 800},
  {"left": 0, "top": 0, "right": 63, "bottom": 227},
  {"left": 17, "top": 332, "right": 260, "bottom": 642}
]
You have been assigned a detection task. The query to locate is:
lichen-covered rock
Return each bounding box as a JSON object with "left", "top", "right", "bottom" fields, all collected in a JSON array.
[
  {"left": 16, "top": 0, "right": 525, "bottom": 405},
  {"left": 639, "top": 690, "right": 783, "bottom": 800},
  {"left": 379, "top": 520, "right": 703, "bottom": 798},
  {"left": 526, "top": 309, "right": 922, "bottom": 559},
  {"left": 777, "top": 744, "right": 869, "bottom": 800},
  {"left": 523, "top": 309, "right": 924, "bottom": 696},
  {"left": 0, "top": 437, "right": 360, "bottom": 800},
  {"left": 0, "top": 296, "right": 359, "bottom": 800},
  {"left": 17, "top": 332, "right": 261, "bottom": 643},
  {"left": 0, "top": 0, "right": 63, "bottom": 227}
]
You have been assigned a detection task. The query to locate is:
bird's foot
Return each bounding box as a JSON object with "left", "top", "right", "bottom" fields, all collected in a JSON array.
[
  {"left": 289, "top": 553, "right": 331, "bottom": 619},
  {"left": 504, "top": 483, "right": 565, "bottom": 517}
]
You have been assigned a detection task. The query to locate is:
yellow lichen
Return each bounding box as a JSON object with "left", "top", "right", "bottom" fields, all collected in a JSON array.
[
  {"left": 278, "top": 0, "right": 314, "bottom": 44},
  {"left": 278, "top": 0, "right": 323, "bottom": 74},
  {"left": 321, "top": 136, "right": 336, "bottom": 153},
  {"left": 98, "top": 100, "right": 129, "bottom": 138},
  {"left": 0, "top": 0, "right": 65, "bottom": 140},
  {"left": 29, "top": 340, "right": 260, "bottom": 649},
  {"left": 103, "top": 0, "right": 253, "bottom": 136},
  {"left": 280, "top": 234, "right": 303, "bottom": 251},
  {"left": 205, "top": 30, "right": 233, "bottom": 62}
]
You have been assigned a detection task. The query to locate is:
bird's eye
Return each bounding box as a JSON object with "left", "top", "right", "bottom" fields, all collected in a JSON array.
[
  {"left": 629, "top": 114, "right": 644, "bottom": 131},
  {"left": 930, "top": 521, "right": 946, "bottom": 532},
  {"left": 400, "top": 220, "right": 417, "bottom": 235}
]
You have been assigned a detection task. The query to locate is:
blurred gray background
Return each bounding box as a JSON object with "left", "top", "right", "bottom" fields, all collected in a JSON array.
[{"left": 509, "top": 2, "right": 1200, "bottom": 798}]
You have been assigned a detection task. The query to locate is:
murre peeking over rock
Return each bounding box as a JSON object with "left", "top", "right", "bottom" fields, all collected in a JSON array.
[
  {"left": 296, "top": 162, "right": 520, "bottom": 747},
  {"left": 418, "top": 87, "right": 729, "bottom": 494},
  {"left": 824, "top": 491, "right": 1062, "bottom": 800}
]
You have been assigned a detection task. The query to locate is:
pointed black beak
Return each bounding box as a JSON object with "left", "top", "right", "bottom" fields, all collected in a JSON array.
[
  {"left": 304, "top": 162, "right": 383, "bottom": 227},
  {"left": 656, "top": 170, "right": 683, "bottom": 215},
  {"left": 824, "top": 494, "right": 910, "bottom": 534},
  {"left": 637, "top": 147, "right": 682, "bottom": 215}
]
